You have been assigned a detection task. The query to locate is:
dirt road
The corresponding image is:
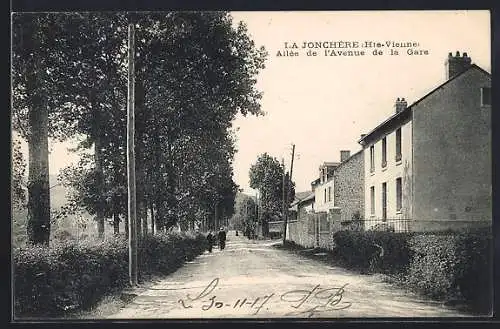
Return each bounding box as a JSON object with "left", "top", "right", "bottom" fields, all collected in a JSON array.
[{"left": 106, "top": 232, "right": 468, "bottom": 319}]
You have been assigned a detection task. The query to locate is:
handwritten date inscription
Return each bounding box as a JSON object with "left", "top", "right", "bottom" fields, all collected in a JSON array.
[{"left": 178, "top": 278, "right": 352, "bottom": 317}]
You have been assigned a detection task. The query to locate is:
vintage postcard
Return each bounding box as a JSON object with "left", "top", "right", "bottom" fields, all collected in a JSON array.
[{"left": 11, "top": 10, "right": 492, "bottom": 320}]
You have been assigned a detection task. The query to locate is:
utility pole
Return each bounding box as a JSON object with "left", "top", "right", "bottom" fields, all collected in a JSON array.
[
  {"left": 255, "top": 190, "right": 259, "bottom": 238},
  {"left": 245, "top": 200, "right": 248, "bottom": 233},
  {"left": 282, "top": 144, "right": 295, "bottom": 245},
  {"left": 127, "top": 23, "right": 138, "bottom": 287},
  {"left": 281, "top": 158, "right": 286, "bottom": 243}
]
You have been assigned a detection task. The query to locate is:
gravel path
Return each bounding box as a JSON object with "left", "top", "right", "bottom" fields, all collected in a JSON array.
[{"left": 105, "top": 232, "right": 469, "bottom": 319}]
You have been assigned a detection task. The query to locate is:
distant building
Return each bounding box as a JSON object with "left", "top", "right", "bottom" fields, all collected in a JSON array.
[
  {"left": 359, "top": 51, "right": 491, "bottom": 232},
  {"left": 289, "top": 190, "right": 315, "bottom": 221},
  {"left": 313, "top": 161, "right": 340, "bottom": 213},
  {"left": 311, "top": 150, "right": 364, "bottom": 221},
  {"left": 287, "top": 150, "right": 364, "bottom": 246}
]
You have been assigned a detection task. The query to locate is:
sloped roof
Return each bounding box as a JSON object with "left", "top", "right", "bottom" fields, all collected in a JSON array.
[
  {"left": 358, "top": 64, "right": 491, "bottom": 146},
  {"left": 290, "top": 191, "right": 315, "bottom": 207},
  {"left": 294, "top": 191, "right": 312, "bottom": 201},
  {"left": 322, "top": 161, "right": 340, "bottom": 167}
]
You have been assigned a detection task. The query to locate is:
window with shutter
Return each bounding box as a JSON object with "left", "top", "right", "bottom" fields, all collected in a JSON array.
[
  {"left": 382, "top": 137, "right": 387, "bottom": 168},
  {"left": 395, "top": 128, "right": 402, "bottom": 162}
]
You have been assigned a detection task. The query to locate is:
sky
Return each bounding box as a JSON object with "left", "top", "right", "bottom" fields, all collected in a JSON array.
[
  {"left": 14, "top": 10, "right": 491, "bottom": 194},
  {"left": 230, "top": 10, "right": 491, "bottom": 194}
]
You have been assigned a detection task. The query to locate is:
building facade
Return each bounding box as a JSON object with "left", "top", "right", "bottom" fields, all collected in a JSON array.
[
  {"left": 313, "top": 162, "right": 339, "bottom": 212},
  {"left": 359, "top": 52, "right": 491, "bottom": 231},
  {"left": 333, "top": 150, "right": 365, "bottom": 224}
]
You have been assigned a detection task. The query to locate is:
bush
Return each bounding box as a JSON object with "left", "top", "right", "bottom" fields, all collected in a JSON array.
[
  {"left": 454, "top": 231, "right": 493, "bottom": 313},
  {"left": 331, "top": 228, "right": 492, "bottom": 314},
  {"left": 332, "top": 230, "right": 413, "bottom": 274},
  {"left": 406, "top": 229, "right": 492, "bottom": 314},
  {"left": 14, "top": 231, "right": 207, "bottom": 318},
  {"left": 406, "top": 234, "right": 460, "bottom": 299}
]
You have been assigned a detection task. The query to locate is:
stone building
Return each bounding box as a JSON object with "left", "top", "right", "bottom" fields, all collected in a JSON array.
[
  {"left": 333, "top": 150, "right": 365, "bottom": 224},
  {"left": 287, "top": 149, "right": 365, "bottom": 247},
  {"left": 359, "top": 52, "right": 491, "bottom": 232}
]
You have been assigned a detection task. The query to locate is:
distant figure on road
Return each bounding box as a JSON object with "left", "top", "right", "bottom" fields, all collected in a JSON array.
[
  {"left": 235, "top": 230, "right": 239, "bottom": 236},
  {"left": 206, "top": 231, "right": 215, "bottom": 253},
  {"left": 218, "top": 227, "right": 227, "bottom": 250}
]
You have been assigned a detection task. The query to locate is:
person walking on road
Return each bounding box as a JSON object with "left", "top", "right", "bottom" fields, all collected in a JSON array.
[
  {"left": 206, "top": 231, "right": 215, "bottom": 253},
  {"left": 218, "top": 227, "right": 227, "bottom": 250}
]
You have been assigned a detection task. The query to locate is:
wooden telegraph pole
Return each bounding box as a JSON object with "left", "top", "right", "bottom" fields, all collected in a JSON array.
[
  {"left": 281, "top": 158, "right": 286, "bottom": 244},
  {"left": 127, "top": 23, "right": 138, "bottom": 287},
  {"left": 255, "top": 191, "right": 259, "bottom": 238},
  {"left": 282, "top": 144, "right": 295, "bottom": 245}
]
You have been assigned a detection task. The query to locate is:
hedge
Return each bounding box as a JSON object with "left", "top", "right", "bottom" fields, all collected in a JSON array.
[
  {"left": 14, "top": 231, "right": 208, "bottom": 318},
  {"left": 406, "top": 230, "right": 492, "bottom": 314},
  {"left": 332, "top": 230, "right": 413, "bottom": 274},
  {"left": 331, "top": 228, "right": 492, "bottom": 314}
]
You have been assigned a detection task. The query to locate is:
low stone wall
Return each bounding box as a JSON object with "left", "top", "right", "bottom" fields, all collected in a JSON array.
[
  {"left": 318, "top": 232, "right": 334, "bottom": 249},
  {"left": 287, "top": 212, "right": 316, "bottom": 248},
  {"left": 269, "top": 221, "right": 284, "bottom": 233},
  {"left": 288, "top": 208, "right": 342, "bottom": 249}
]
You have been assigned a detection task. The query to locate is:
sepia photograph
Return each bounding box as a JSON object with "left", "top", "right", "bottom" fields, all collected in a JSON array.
[{"left": 10, "top": 9, "right": 492, "bottom": 320}]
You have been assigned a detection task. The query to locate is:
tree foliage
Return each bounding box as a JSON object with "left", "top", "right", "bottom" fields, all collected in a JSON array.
[
  {"left": 249, "top": 153, "right": 295, "bottom": 236},
  {"left": 232, "top": 194, "right": 258, "bottom": 238},
  {"left": 11, "top": 13, "right": 71, "bottom": 245},
  {"left": 12, "top": 12, "right": 267, "bottom": 241}
]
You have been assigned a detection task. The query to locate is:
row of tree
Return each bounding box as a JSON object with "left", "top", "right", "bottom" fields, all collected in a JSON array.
[
  {"left": 11, "top": 12, "right": 267, "bottom": 245},
  {"left": 229, "top": 193, "right": 257, "bottom": 238}
]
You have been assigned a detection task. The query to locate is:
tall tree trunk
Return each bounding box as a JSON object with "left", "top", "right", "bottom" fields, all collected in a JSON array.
[
  {"left": 180, "top": 219, "right": 189, "bottom": 232},
  {"left": 26, "top": 89, "right": 51, "bottom": 246},
  {"left": 94, "top": 136, "right": 105, "bottom": 239},
  {"left": 111, "top": 95, "right": 122, "bottom": 237},
  {"left": 135, "top": 157, "right": 144, "bottom": 239},
  {"left": 207, "top": 210, "right": 214, "bottom": 231},
  {"left": 150, "top": 202, "right": 155, "bottom": 234},
  {"left": 124, "top": 212, "right": 129, "bottom": 238},
  {"left": 113, "top": 213, "right": 120, "bottom": 235},
  {"left": 165, "top": 174, "right": 176, "bottom": 230},
  {"left": 165, "top": 141, "right": 178, "bottom": 228},
  {"left": 25, "top": 25, "right": 51, "bottom": 246},
  {"left": 141, "top": 183, "right": 148, "bottom": 236},
  {"left": 90, "top": 90, "right": 105, "bottom": 240},
  {"left": 155, "top": 194, "right": 164, "bottom": 233},
  {"left": 214, "top": 202, "right": 220, "bottom": 231},
  {"left": 112, "top": 197, "right": 120, "bottom": 235}
]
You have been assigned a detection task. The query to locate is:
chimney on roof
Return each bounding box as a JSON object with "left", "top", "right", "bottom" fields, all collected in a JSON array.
[
  {"left": 360, "top": 134, "right": 367, "bottom": 139},
  {"left": 395, "top": 97, "right": 407, "bottom": 114},
  {"left": 340, "top": 150, "right": 351, "bottom": 162},
  {"left": 446, "top": 51, "right": 472, "bottom": 80}
]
